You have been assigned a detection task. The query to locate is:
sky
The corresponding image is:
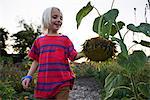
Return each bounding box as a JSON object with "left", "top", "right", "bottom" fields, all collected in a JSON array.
[{"left": 0, "top": 0, "right": 150, "bottom": 56}]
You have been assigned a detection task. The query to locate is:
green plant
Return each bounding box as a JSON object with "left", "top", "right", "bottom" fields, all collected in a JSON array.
[
  {"left": 71, "top": 62, "right": 97, "bottom": 77},
  {"left": 0, "top": 81, "right": 16, "bottom": 99},
  {"left": 0, "top": 56, "right": 35, "bottom": 92},
  {"left": 76, "top": 1, "right": 150, "bottom": 99},
  {"left": 0, "top": 56, "right": 36, "bottom": 99},
  {"left": 77, "top": 2, "right": 117, "bottom": 61},
  {"left": 0, "top": 28, "right": 9, "bottom": 55},
  {"left": 11, "top": 20, "right": 41, "bottom": 54}
]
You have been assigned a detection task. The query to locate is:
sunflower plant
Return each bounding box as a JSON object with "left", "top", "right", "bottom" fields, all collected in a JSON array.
[{"left": 76, "top": 1, "right": 150, "bottom": 99}]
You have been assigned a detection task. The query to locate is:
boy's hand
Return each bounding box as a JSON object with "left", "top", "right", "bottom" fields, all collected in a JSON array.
[
  {"left": 75, "top": 52, "right": 86, "bottom": 60},
  {"left": 22, "top": 78, "right": 30, "bottom": 89}
]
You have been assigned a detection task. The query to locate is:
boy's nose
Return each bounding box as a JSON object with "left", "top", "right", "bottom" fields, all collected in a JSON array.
[{"left": 57, "top": 18, "right": 62, "bottom": 22}]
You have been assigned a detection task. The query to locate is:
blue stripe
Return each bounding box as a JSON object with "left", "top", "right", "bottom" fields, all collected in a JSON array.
[
  {"left": 38, "top": 68, "right": 70, "bottom": 72},
  {"left": 38, "top": 81, "right": 64, "bottom": 85},
  {"left": 39, "top": 62, "right": 69, "bottom": 66},
  {"left": 40, "top": 44, "right": 66, "bottom": 49},
  {"left": 35, "top": 88, "right": 54, "bottom": 92},
  {"left": 69, "top": 47, "right": 74, "bottom": 52},
  {"left": 40, "top": 49, "right": 55, "bottom": 54},
  {"left": 37, "top": 78, "right": 74, "bottom": 85},
  {"left": 31, "top": 49, "right": 39, "bottom": 55},
  {"left": 35, "top": 79, "right": 74, "bottom": 91},
  {"left": 68, "top": 45, "right": 74, "bottom": 52}
]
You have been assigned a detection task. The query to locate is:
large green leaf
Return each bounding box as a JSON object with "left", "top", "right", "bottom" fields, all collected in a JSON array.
[
  {"left": 104, "top": 72, "right": 130, "bottom": 92},
  {"left": 92, "top": 9, "right": 119, "bottom": 39},
  {"left": 103, "top": 9, "right": 119, "bottom": 23},
  {"left": 104, "top": 86, "right": 133, "bottom": 100},
  {"left": 138, "top": 82, "right": 150, "bottom": 97},
  {"left": 76, "top": 2, "right": 93, "bottom": 29},
  {"left": 104, "top": 72, "right": 118, "bottom": 92},
  {"left": 117, "top": 50, "right": 148, "bottom": 74},
  {"left": 93, "top": 20, "right": 125, "bottom": 38},
  {"left": 127, "top": 24, "right": 139, "bottom": 32},
  {"left": 110, "top": 21, "right": 125, "bottom": 36},
  {"left": 93, "top": 16, "right": 109, "bottom": 37},
  {"left": 93, "top": 16, "right": 100, "bottom": 34},
  {"left": 127, "top": 23, "right": 150, "bottom": 37}
]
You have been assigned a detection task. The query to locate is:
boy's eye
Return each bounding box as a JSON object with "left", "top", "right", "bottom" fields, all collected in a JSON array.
[
  {"left": 52, "top": 16, "right": 57, "bottom": 19},
  {"left": 52, "top": 15, "right": 63, "bottom": 20},
  {"left": 60, "top": 16, "right": 63, "bottom": 20}
]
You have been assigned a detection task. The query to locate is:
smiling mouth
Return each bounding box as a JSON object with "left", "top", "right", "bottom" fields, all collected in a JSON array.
[{"left": 54, "top": 23, "right": 62, "bottom": 27}]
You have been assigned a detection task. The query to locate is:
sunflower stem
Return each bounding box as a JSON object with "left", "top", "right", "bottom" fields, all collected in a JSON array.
[
  {"left": 111, "top": 0, "right": 115, "bottom": 9},
  {"left": 115, "top": 22, "right": 124, "bottom": 42},
  {"left": 94, "top": 7, "right": 101, "bottom": 16}
]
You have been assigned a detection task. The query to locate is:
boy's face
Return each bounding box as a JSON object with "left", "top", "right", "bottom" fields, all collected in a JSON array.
[{"left": 49, "top": 8, "right": 63, "bottom": 32}]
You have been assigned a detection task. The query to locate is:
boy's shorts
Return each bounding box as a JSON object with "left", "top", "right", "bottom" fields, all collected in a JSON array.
[
  {"left": 55, "top": 86, "right": 70, "bottom": 100},
  {"left": 35, "top": 86, "right": 70, "bottom": 100}
]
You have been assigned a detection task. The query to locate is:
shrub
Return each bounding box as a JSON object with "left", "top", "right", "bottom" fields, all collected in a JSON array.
[{"left": 0, "top": 56, "right": 35, "bottom": 99}]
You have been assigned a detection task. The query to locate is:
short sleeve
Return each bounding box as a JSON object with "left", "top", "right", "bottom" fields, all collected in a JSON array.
[
  {"left": 28, "top": 39, "right": 40, "bottom": 62},
  {"left": 66, "top": 37, "right": 77, "bottom": 61}
]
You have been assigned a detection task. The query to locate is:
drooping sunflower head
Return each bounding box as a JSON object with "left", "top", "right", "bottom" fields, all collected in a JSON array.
[{"left": 82, "top": 37, "right": 117, "bottom": 61}]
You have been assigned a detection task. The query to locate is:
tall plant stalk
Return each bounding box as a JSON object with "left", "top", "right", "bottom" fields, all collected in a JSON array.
[
  {"left": 130, "top": 75, "right": 139, "bottom": 100},
  {"left": 147, "top": 0, "right": 150, "bottom": 9},
  {"left": 111, "top": 0, "right": 115, "bottom": 9},
  {"left": 94, "top": 7, "right": 101, "bottom": 16},
  {"left": 115, "top": 22, "right": 124, "bottom": 42},
  {"left": 145, "top": 4, "right": 148, "bottom": 23}
]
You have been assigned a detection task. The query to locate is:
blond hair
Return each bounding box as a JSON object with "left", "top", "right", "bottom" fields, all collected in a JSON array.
[
  {"left": 42, "top": 7, "right": 61, "bottom": 32},
  {"left": 42, "top": 7, "right": 53, "bottom": 31}
]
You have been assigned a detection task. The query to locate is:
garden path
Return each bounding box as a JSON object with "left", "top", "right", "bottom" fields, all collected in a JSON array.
[{"left": 69, "top": 77, "right": 101, "bottom": 100}]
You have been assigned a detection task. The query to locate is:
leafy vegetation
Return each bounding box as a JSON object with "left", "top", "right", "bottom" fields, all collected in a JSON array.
[
  {"left": 11, "top": 20, "right": 41, "bottom": 54},
  {"left": 0, "top": 28, "right": 9, "bottom": 56},
  {"left": 0, "top": 56, "right": 35, "bottom": 99},
  {"left": 76, "top": 1, "right": 150, "bottom": 100}
]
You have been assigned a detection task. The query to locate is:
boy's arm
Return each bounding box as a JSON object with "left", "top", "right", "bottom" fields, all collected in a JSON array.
[
  {"left": 75, "top": 52, "right": 85, "bottom": 60},
  {"left": 22, "top": 60, "right": 38, "bottom": 89},
  {"left": 27, "top": 60, "right": 38, "bottom": 76}
]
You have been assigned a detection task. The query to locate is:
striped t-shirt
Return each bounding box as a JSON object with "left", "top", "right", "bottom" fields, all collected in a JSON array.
[{"left": 28, "top": 34, "right": 77, "bottom": 98}]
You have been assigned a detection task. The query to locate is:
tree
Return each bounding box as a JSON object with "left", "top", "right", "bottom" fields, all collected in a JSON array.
[
  {"left": 0, "top": 28, "right": 9, "bottom": 55},
  {"left": 11, "top": 20, "right": 41, "bottom": 54}
]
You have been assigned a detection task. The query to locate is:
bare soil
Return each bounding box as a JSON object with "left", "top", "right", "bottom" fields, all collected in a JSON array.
[{"left": 69, "top": 77, "right": 101, "bottom": 100}]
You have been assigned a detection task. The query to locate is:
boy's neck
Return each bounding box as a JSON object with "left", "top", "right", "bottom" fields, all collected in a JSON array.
[
  {"left": 47, "top": 32, "right": 61, "bottom": 36},
  {"left": 48, "top": 31, "right": 57, "bottom": 35}
]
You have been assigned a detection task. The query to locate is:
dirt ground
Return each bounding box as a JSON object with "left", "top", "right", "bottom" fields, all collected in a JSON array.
[{"left": 69, "top": 77, "right": 101, "bottom": 100}]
